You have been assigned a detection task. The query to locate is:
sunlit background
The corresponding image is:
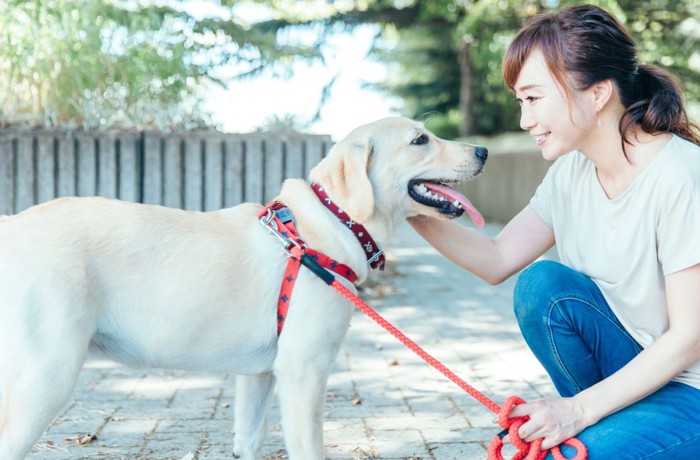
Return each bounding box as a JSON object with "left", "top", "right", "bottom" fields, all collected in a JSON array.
[
  {"left": 205, "top": 24, "right": 401, "bottom": 140},
  {"left": 0, "top": 0, "right": 697, "bottom": 140}
]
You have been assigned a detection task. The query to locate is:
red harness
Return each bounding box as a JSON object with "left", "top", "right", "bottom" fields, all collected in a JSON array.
[
  {"left": 257, "top": 182, "right": 385, "bottom": 335},
  {"left": 257, "top": 199, "right": 358, "bottom": 335}
]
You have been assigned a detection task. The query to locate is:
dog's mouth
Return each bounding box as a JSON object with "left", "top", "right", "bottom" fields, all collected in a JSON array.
[{"left": 408, "top": 179, "right": 484, "bottom": 227}]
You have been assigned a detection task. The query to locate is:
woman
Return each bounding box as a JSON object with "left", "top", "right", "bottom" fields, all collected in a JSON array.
[{"left": 409, "top": 4, "right": 700, "bottom": 458}]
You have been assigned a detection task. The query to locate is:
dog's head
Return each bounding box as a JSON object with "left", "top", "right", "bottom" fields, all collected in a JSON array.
[{"left": 309, "top": 117, "right": 486, "bottom": 227}]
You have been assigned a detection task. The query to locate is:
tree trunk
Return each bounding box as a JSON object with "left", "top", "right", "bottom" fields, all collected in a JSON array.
[{"left": 458, "top": 42, "right": 476, "bottom": 137}]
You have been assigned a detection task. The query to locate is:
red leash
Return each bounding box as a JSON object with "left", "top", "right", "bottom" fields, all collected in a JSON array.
[
  {"left": 325, "top": 277, "right": 586, "bottom": 460},
  {"left": 286, "top": 250, "right": 586, "bottom": 460},
  {"left": 258, "top": 199, "right": 587, "bottom": 459}
]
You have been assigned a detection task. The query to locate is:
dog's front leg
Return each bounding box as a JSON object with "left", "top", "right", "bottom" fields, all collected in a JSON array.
[
  {"left": 274, "top": 365, "right": 329, "bottom": 460},
  {"left": 273, "top": 284, "right": 355, "bottom": 460},
  {"left": 233, "top": 372, "right": 275, "bottom": 460}
]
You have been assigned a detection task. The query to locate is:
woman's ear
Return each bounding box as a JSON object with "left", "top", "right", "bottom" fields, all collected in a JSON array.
[{"left": 592, "top": 79, "right": 614, "bottom": 111}]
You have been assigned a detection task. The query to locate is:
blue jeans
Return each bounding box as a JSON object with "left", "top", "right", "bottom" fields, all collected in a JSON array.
[{"left": 513, "top": 260, "right": 700, "bottom": 459}]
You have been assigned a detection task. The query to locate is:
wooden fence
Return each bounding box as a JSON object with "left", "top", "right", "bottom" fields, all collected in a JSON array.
[{"left": 0, "top": 129, "right": 332, "bottom": 215}]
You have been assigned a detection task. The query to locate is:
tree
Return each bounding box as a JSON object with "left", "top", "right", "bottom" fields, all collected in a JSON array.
[
  {"left": 615, "top": 0, "right": 700, "bottom": 100},
  {"left": 0, "top": 0, "right": 323, "bottom": 130},
  {"left": 305, "top": 0, "right": 700, "bottom": 137},
  {"left": 4, "top": 0, "right": 697, "bottom": 135}
]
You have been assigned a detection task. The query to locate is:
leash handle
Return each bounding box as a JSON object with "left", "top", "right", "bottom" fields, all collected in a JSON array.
[{"left": 488, "top": 396, "right": 587, "bottom": 460}]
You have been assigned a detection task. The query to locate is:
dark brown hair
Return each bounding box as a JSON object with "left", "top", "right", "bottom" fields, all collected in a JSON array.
[{"left": 502, "top": 4, "right": 700, "bottom": 151}]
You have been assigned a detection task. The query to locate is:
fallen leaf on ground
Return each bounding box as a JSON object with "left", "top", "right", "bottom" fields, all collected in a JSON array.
[{"left": 65, "top": 433, "right": 98, "bottom": 445}]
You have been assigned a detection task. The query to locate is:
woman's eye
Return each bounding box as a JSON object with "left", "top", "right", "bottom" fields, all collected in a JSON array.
[
  {"left": 515, "top": 96, "right": 540, "bottom": 105},
  {"left": 411, "top": 134, "right": 429, "bottom": 145}
]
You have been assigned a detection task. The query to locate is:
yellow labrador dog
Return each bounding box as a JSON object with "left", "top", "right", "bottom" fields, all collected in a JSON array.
[{"left": 0, "top": 117, "right": 486, "bottom": 460}]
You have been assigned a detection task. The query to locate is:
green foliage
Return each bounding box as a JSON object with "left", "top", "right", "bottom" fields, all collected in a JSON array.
[
  {"left": 0, "top": 0, "right": 322, "bottom": 130},
  {"left": 617, "top": 0, "right": 700, "bottom": 98},
  {"left": 455, "top": 0, "right": 540, "bottom": 136},
  {"left": 375, "top": 24, "right": 461, "bottom": 118},
  {"left": 3, "top": 0, "right": 696, "bottom": 134},
  {"left": 365, "top": 0, "right": 536, "bottom": 136},
  {"left": 420, "top": 110, "right": 461, "bottom": 140},
  {"left": 331, "top": 0, "right": 700, "bottom": 137},
  {"left": 260, "top": 113, "right": 311, "bottom": 132},
  {"left": 0, "top": 0, "right": 196, "bottom": 128}
]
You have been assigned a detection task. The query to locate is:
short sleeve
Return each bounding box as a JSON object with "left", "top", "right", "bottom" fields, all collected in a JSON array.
[
  {"left": 657, "top": 174, "right": 700, "bottom": 275},
  {"left": 529, "top": 162, "right": 556, "bottom": 228}
]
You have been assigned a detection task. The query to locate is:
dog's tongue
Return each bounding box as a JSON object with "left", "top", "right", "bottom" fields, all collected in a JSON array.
[{"left": 424, "top": 182, "right": 485, "bottom": 228}]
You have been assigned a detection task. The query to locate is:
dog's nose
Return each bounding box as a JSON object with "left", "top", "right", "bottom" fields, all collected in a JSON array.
[{"left": 474, "top": 146, "right": 488, "bottom": 161}]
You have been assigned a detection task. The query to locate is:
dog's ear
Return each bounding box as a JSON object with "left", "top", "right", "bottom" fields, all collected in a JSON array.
[{"left": 309, "top": 139, "right": 374, "bottom": 224}]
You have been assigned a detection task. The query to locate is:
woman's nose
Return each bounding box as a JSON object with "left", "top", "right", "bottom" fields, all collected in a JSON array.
[{"left": 520, "top": 109, "right": 536, "bottom": 131}]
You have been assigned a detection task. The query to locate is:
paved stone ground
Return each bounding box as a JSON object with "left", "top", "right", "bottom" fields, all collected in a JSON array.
[{"left": 26, "top": 222, "right": 556, "bottom": 460}]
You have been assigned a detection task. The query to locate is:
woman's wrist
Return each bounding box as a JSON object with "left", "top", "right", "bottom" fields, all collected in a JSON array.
[{"left": 572, "top": 390, "right": 606, "bottom": 427}]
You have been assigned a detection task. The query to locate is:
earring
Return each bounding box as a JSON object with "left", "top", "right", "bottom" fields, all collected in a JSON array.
[{"left": 596, "top": 118, "right": 602, "bottom": 127}]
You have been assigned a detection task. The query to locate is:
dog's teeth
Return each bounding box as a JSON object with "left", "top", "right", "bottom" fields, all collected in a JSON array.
[
  {"left": 453, "top": 200, "right": 462, "bottom": 208},
  {"left": 414, "top": 184, "right": 451, "bottom": 203}
]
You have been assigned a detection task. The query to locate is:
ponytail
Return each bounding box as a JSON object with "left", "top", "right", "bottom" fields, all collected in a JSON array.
[{"left": 620, "top": 64, "right": 700, "bottom": 147}]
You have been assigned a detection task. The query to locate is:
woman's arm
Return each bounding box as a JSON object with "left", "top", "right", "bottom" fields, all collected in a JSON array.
[
  {"left": 407, "top": 206, "right": 555, "bottom": 285},
  {"left": 511, "top": 263, "right": 700, "bottom": 449}
]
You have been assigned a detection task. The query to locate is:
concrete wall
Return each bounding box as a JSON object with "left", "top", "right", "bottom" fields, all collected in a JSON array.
[{"left": 459, "top": 146, "right": 551, "bottom": 224}]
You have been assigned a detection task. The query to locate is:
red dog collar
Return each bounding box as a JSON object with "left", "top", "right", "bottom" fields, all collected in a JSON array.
[{"left": 310, "top": 182, "right": 385, "bottom": 271}]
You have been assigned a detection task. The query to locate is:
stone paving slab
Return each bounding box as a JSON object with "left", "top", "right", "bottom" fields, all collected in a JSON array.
[{"left": 26, "top": 222, "right": 556, "bottom": 460}]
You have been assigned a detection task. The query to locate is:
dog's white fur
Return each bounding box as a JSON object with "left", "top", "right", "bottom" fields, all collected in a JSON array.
[{"left": 0, "top": 117, "right": 485, "bottom": 460}]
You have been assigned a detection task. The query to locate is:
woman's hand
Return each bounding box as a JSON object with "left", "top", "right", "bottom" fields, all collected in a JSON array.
[{"left": 506, "top": 397, "right": 591, "bottom": 450}]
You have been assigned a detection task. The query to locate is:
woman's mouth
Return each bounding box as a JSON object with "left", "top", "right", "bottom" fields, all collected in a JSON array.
[{"left": 535, "top": 133, "right": 549, "bottom": 145}]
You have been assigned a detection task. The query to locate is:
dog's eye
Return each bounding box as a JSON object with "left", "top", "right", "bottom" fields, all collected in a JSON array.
[{"left": 411, "top": 134, "right": 429, "bottom": 145}]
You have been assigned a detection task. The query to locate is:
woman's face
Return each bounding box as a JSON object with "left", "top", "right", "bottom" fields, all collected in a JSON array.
[{"left": 514, "top": 49, "right": 596, "bottom": 160}]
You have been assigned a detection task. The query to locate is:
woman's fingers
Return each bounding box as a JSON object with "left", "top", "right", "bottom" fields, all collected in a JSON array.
[
  {"left": 505, "top": 397, "right": 588, "bottom": 451},
  {"left": 518, "top": 420, "right": 548, "bottom": 442},
  {"left": 508, "top": 402, "right": 533, "bottom": 418}
]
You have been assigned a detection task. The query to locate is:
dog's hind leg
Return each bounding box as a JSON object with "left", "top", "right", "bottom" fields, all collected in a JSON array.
[
  {"left": 0, "top": 352, "right": 87, "bottom": 460},
  {"left": 0, "top": 277, "right": 94, "bottom": 460},
  {"left": 233, "top": 372, "right": 275, "bottom": 460}
]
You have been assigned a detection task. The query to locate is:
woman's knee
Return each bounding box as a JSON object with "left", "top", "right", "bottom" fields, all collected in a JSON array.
[
  {"left": 515, "top": 261, "right": 564, "bottom": 311},
  {"left": 513, "top": 260, "right": 585, "bottom": 325}
]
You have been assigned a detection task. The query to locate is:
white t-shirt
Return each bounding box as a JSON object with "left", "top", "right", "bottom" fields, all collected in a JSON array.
[{"left": 530, "top": 134, "right": 700, "bottom": 389}]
